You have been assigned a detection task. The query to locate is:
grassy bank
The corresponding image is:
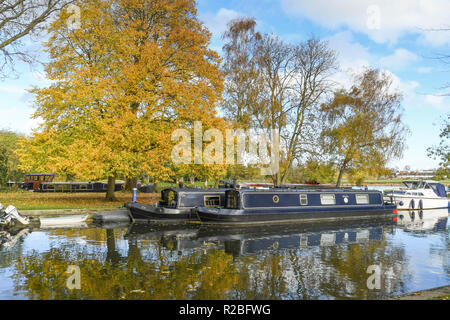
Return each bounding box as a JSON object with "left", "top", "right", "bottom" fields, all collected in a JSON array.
[
  {"left": 0, "top": 191, "right": 159, "bottom": 210},
  {"left": 343, "top": 179, "right": 450, "bottom": 186},
  {"left": 1, "top": 178, "right": 448, "bottom": 210}
]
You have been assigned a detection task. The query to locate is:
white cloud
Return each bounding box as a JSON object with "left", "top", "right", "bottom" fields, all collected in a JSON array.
[
  {"left": 0, "top": 85, "right": 27, "bottom": 95},
  {"left": 379, "top": 49, "right": 419, "bottom": 70},
  {"left": 417, "top": 67, "right": 433, "bottom": 74},
  {"left": 326, "top": 31, "right": 371, "bottom": 71},
  {"left": 325, "top": 31, "right": 371, "bottom": 89},
  {"left": 386, "top": 70, "right": 450, "bottom": 112},
  {"left": 281, "top": 0, "right": 450, "bottom": 44},
  {"left": 199, "top": 8, "right": 243, "bottom": 38},
  {"left": 425, "top": 94, "right": 450, "bottom": 111}
]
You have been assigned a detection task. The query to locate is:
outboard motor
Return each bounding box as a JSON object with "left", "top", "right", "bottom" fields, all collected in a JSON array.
[{"left": 3, "top": 205, "right": 30, "bottom": 225}]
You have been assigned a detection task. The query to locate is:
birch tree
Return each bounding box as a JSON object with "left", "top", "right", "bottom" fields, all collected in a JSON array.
[{"left": 321, "top": 68, "right": 408, "bottom": 187}]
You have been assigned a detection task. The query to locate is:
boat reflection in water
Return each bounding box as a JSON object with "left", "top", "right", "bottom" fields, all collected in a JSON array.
[
  {"left": 125, "top": 218, "right": 395, "bottom": 257},
  {"left": 396, "top": 208, "right": 448, "bottom": 233},
  {"left": 3, "top": 211, "right": 447, "bottom": 300}
]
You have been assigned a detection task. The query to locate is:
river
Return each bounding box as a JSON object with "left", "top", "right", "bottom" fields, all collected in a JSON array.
[{"left": 0, "top": 207, "right": 448, "bottom": 300}]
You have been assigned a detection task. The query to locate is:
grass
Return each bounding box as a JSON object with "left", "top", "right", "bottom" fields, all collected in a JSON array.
[
  {"left": 0, "top": 191, "right": 159, "bottom": 210},
  {"left": 429, "top": 294, "right": 450, "bottom": 300},
  {"left": 1, "top": 177, "right": 448, "bottom": 210},
  {"left": 343, "top": 179, "right": 450, "bottom": 186}
]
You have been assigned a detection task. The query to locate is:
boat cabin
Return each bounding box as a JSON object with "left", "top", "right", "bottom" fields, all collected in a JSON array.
[
  {"left": 22, "top": 174, "right": 56, "bottom": 191},
  {"left": 401, "top": 180, "right": 447, "bottom": 198},
  {"left": 224, "top": 188, "right": 384, "bottom": 210},
  {"left": 159, "top": 188, "right": 228, "bottom": 208}
]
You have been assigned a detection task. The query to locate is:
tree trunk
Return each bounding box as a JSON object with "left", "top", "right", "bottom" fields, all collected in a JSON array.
[
  {"left": 105, "top": 175, "right": 117, "bottom": 201},
  {"left": 272, "top": 172, "right": 281, "bottom": 187},
  {"left": 336, "top": 162, "right": 347, "bottom": 187},
  {"left": 124, "top": 177, "right": 138, "bottom": 191}
]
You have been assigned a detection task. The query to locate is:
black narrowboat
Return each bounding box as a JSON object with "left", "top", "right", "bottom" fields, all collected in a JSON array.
[
  {"left": 125, "top": 188, "right": 228, "bottom": 222},
  {"left": 195, "top": 188, "right": 397, "bottom": 225}
]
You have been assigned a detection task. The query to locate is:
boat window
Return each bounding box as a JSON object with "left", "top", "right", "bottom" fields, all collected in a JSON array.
[
  {"left": 417, "top": 192, "right": 424, "bottom": 196},
  {"left": 299, "top": 194, "right": 308, "bottom": 206},
  {"left": 320, "top": 194, "right": 336, "bottom": 205},
  {"left": 356, "top": 194, "right": 370, "bottom": 204},
  {"left": 226, "top": 193, "right": 239, "bottom": 209},
  {"left": 204, "top": 195, "right": 221, "bottom": 207},
  {"left": 161, "top": 190, "right": 177, "bottom": 207}
]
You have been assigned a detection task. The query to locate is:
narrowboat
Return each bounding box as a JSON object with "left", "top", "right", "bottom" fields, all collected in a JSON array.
[
  {"left": 125, "top": 188, "right": 228, "bottom": 222},
  {"left": 195, "top": 219, "right": 393, "bottom": 256},
  {"left": 14, "top": 173, "right": 125, "bottom": 192},
  {"left": 123, "top": 218, "right": 394, "bottom": 257},
  {"left": 383, "top": 180, "right": 449, "bottom": 210},
  {"left": 195, "top": 188, "right": 397, "bottom": 225}
]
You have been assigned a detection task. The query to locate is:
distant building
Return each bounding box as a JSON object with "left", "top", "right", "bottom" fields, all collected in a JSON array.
[{"left": 393, "top": 169, "right": 436, "bottom": 179}]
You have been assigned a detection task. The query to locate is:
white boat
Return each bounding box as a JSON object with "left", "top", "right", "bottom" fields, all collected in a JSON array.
[{"left": 383, "top": 180, "right": 449, "bottom": 210}]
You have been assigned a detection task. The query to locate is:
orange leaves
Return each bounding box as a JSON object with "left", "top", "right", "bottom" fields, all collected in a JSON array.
[{"left": 19, "top": 0, "right": 225, "bottom": 184}]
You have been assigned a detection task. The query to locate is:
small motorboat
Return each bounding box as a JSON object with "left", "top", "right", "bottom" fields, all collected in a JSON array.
[
  {"left": 196, "top": 188, "right": 397, "bottom": 225},
  {"left": 39, "top": 214, "right": 90, "bottom": 229},
  {"left": 383, "top": 180, "right": 449, "bottom": 210},
  {"left": 125, "top": 188, "right": 229, "bottom": 222},
  {"left": 0, "top": 203, "right": 90, "bottom": 229}
]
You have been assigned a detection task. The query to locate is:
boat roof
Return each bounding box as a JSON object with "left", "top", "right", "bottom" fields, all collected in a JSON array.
[
  {"left": 165, "top": 188, "right": 229, "bottom": 193},
  {"left": 235, "top": 188, "right": 380, "bottom": 193}
]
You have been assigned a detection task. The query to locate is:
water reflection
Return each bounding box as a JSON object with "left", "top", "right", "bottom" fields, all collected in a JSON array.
[
  {"left": 0, "top": 212, "right": 448, "bottom": 300},
  {"left": 397, "top": 208, "right": 448, "bottom": 233}
]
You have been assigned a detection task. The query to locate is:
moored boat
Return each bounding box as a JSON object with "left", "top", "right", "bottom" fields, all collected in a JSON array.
[
  {"left": 196, "top": 188, "right": 397, "bottom": 225},
  {"left": 383, "top": 180, "right": 449, "bottom": 210},
  {"left": 125, "top": 188, "right": 228, "bottom": 222}
]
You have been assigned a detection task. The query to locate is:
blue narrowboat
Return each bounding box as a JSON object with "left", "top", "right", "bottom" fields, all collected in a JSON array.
[
  {"left": 195, "top": 188, "right": 397, "bottom": 224},
  {"left": 125, "top": 188, "right": 228, "bottom": 221}
]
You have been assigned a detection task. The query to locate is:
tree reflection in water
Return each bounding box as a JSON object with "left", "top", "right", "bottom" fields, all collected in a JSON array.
[{"left": 8, "top": 219, "right": 413, "bottom": 300}]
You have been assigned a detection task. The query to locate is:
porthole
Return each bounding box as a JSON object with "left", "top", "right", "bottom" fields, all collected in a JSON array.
[{"left": 273, "top": 195, "right": 280, "bottom": 203}]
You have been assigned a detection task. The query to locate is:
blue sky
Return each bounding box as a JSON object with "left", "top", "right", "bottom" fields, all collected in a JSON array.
[{"left": 1, "top": 0, "right": 450, "bottom": 170}]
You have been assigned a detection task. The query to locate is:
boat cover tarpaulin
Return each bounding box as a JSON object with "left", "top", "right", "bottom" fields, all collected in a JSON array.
[{"left": 430, "top": 183, "right": 447, "bottom": 198}]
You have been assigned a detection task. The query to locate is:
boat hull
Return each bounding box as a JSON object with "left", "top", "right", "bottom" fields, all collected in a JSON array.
[
  {"left": 383, "top": 196, "right": 449, "bottom": 210},
  {"left": 196, "top": 205, "right": 397, "bottom": 225},
  {"left": 125, "top": 202, "right": 197, "bottom": 221}
]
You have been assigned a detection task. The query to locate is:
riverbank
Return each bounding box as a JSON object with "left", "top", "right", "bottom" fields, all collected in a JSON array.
[
  {"left": 387, "top": 285, "right": 450, "bottom": 300},
  {"left": 0, "top": 191, "right": 159, "bottom": 210}
]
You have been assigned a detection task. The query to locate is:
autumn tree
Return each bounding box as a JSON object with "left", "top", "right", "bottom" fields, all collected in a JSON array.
[
  {"left": 427, "top": 113, "right": 449, "bottom": 178},
  {"left": 221, "top": 17, "right": 262, "bottom": 128},
  {"left": 17, "top": 0, "right": 223, "bottom": 200},
  {"left": 170, "top": 116, "right": 231, "bottom": 187},
  {"left": 222, "top": 18, "right": 338, "bottom": 186},
  {"left": 0, "top": 130, "right": 23, "bottom": 187},
  {"left": 321, "top": 68, "right": 408, "bottom": 187},
  {"left": 290, "top": 160, "right": 336, "bottom": 184}
]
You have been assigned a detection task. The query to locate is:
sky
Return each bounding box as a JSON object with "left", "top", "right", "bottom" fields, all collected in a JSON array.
[{"left": 1, "top": 0, "right": 450, "bottom": 171}]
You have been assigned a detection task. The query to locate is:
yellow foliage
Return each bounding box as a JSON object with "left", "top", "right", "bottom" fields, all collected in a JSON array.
[{"left": 16, "top": 0, "right": 225, "bottom": 184}]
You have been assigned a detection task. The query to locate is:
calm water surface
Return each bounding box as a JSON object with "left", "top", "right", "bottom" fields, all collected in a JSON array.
[{"left": 0, "top": 209, "right": 448, "bottom": 300}]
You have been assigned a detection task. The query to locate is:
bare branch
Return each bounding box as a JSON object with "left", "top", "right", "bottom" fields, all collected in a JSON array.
[{"left": 0, "top": 0, "right": 72, "bottom": 78}]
